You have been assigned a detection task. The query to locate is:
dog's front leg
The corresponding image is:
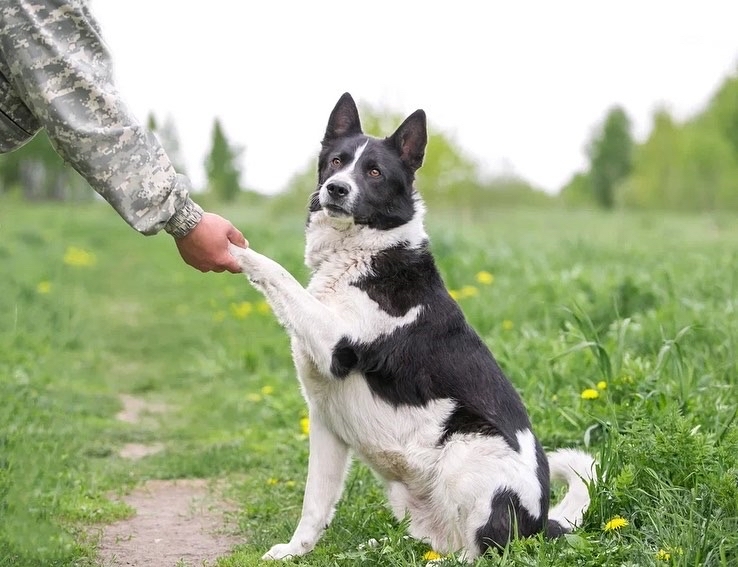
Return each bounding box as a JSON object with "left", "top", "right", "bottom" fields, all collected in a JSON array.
[
  {"left": 229, "top": 245, "right": 341, "bottom": 374},
  {"left": 262, "top": 413, "right": 350, "bottom": 560}
]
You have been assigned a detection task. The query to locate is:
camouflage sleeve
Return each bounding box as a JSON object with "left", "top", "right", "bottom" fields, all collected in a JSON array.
[{"left": 0, "top": 0, "right": 202, "bottom": 237}]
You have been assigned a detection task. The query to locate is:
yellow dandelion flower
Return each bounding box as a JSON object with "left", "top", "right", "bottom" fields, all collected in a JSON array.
[
  {"left": 285, "top": 480, "right": 296, "bottom": 488},
  {"left": 230, "top": 301, "right": 253, "bottom": 319},
  {"left": 475, "top": 271, "right": 494, "bottom": 285},
  {"left": 261, "top": 385, "right": 274, "bottom": 396},
  {"left": 448, "top": 289, "right": 460, "bottom": 300},
  {"left": 267, "top": 477, "right": 279, "bottom": 486},
  {"left": 36, "top": 281, "right": 52, "bottom": 294},
  {"left": 212, "top": 310, "right": 227, "bottom": 323},
  {"left": 246, "top": 393, "right": 262, "bottom": 402},
  {"left": 256, "top": 300, "right": 271, "bottom": 315},
  {"left": 460, "top": 285, "right": 479, "bottom": 298},
  {"left": 603, "top": 516, "right": 628, "bottom": 531},
  {"left": 300, "top": 417, "right": 310, "bottom": 435},
  {"left": 423, "top": 550, "right": 442, "bottom": 561},
  {"left": 581, "top": 388, "right": 600, "bottom": 400},
  {"left": 656, "top": 549, "right": 671, "bottom": 561},
  {"left": 597, "top": 380, "right": 608, "bottom": 390},
  {"left": 502, "top": 319, "right": 514, "bottom": 331},
  {"left": 63, "top": 246, "right": 96, "bottom": 267}
]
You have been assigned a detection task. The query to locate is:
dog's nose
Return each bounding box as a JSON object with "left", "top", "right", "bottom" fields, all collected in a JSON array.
[{"left": 326, "top": 181, "right": 350, "bottom": 199}]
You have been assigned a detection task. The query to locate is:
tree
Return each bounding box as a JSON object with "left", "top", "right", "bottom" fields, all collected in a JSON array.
[
  {"left": 204, "top": 118, "right": 243, "bottom": 202},
  {"left": 586, "top": 106, "right": 633, "bottom": 209},
  {"left": 704, "top": 71, "right": 738, "bottom": 158}
]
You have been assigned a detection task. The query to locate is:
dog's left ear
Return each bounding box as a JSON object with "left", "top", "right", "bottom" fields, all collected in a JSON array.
[
  {"left": 388, "top": 109, "right": 427, "bottom": 172},
  {"left": 323, "top": 92, "right": 363, "bottom": 144}
]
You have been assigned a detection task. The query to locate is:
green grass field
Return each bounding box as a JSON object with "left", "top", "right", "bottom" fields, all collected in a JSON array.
[{"left": 1, "top": 195, "right": 737, "bottom": 566}]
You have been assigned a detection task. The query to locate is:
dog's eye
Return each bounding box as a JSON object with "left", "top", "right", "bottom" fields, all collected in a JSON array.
[
  {"left": 368, "top": 168, "right": 381, "bottom": 178},
  {"left": 331, "top": 157, "right": 341, "bottom": 167}
]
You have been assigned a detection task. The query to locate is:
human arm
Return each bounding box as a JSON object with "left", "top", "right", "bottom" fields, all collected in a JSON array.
[{"left": 0, "top": 0, "right": 203, "bottom": 237}]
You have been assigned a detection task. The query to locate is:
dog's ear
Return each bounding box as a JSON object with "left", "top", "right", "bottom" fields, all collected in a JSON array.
[
  {"left": 323, "top": 92, "right": 362, "bottom": 144},
  {"left": 388, "top": 109, "right": 427, "bottom": 172}
]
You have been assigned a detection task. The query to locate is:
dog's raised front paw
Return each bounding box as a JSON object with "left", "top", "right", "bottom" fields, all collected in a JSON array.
[{"left": 261, "top": 542, "right": 304, "bottom": 561}]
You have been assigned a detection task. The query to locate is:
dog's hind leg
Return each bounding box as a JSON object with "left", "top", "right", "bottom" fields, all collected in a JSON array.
[
  {"left": 229, "top": 245, "right": 343, "bottom": 375},
  {"left": 262, "top": 412, "right": 350, "bottom": 560}
]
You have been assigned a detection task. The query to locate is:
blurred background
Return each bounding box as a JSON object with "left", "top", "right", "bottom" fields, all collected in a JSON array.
[{"left": 2, "top": 0, "right": 737, "bottom": 213}]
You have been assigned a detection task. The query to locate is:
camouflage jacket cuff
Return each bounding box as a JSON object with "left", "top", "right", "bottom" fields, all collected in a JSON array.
[{"left": 164, "top": 198, "right": 204, "bottom": 238}]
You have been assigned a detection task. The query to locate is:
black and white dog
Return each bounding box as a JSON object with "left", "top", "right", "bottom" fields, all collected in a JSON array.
[{"left": 229, "top": 93, "right": 594, "bottom": 562}]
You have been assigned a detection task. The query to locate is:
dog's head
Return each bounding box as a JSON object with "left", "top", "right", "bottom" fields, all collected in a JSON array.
[{"left": 308, "top": 93, "right": 427, "bottom": 231}]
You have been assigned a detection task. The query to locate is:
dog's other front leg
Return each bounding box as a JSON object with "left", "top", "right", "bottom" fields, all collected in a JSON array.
[{"left": 262, "top": 413, "right": 350, "bottom": 560}]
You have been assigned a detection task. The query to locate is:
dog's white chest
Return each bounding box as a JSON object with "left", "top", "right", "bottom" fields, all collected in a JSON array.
[{"left": 299, "top": 367, "right": 454, "bottom": 482}]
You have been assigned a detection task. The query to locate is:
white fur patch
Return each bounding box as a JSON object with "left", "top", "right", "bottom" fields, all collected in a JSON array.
[{"left": 305, "top": 196, "right": 428, "bottom": 272}]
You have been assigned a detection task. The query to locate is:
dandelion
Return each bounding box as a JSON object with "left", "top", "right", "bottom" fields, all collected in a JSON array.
[
  {"left": 63, "top": 246, "right": 96, "bottom": 267},
  {"left": 267, "top": 478, "right": 279, "bottom": 486},
  {"left": 475, "top": 271, "right": 494, "bottom": 285},
  {"left": 36, "top": 281, "right": 52, "bottom": 294},
  {"left": 230, "top": 301, "right": 253, "bottom": 319},
  {"left": 285, "top": 480, "right": 296, "bottom": 488},
  {"left": 261, "top": 385, "right": 274, "bottom": 396},
  {"left": 597, "top": 380, "right": 608, "bottom": 390},
  {"left": 423, "top": 550, "right": 442, "bottom": 561},
  {"left": 256, "top": 300, "right": 271, "bottom": 315},
  {"left": 502, "top": 319, "right": 514, "bottom": 331},
  {"left": 603, "top": 516, "right": 629, "bottom": 531},
  {"left": 448, "top": 289, "right": 461, "bottom": 300},
  {"left": 656, "top": 549, "right": 671, "bottom": 561},
  {"left": 246, "top": 393, "right": 262, "bottom": 402},
  {"left": 581, "top": 388, "right": 600, "bottom": 400},
  {"left": 300, "top": 417, "right": 310, "bottom": 435},
  {"left": 459, "top": 285, "right": 479, "bottom": 298}
]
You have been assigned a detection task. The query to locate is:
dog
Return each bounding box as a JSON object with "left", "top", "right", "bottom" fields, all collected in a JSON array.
[{"left": 229, "top": 92, "right": 594, "bottom": 562}]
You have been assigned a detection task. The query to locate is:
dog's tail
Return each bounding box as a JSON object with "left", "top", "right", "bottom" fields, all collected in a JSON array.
[{"left": 546, "top": 449, "right": 595, "bottom": 536}]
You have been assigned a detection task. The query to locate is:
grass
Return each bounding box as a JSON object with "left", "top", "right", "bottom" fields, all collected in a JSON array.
[{"left": 1, "top": 194, "right": 737, "bottom": 566}]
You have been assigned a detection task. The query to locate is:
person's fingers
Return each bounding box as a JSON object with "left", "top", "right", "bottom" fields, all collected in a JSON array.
[{"left": 227, "top": 225, "right": 248, "bottom": 248}]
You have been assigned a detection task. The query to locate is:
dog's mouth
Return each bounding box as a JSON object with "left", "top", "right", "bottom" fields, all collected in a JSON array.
[{"left": 323, "top": 203, "right": 351, "bottom": 217}]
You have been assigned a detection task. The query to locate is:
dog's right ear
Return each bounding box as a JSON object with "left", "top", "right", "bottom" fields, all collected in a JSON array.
[{"left": 322, "top": 92, "right": 362, "bottom": 144}]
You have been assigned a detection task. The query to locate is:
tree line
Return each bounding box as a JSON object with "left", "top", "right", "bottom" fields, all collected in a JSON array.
[
  {"left": 562, "top": 69, "right": 738, "bottom": 211},
  {"left": 1, "top": 68, "right": 737, "bottom": 212}
]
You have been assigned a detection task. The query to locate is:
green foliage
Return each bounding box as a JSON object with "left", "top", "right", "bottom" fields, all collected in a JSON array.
[
  {"left": 620, "top": 107, "right": 738, "bottom": 210},
  {"left": 586, "top": 106, "right": 633, "bottom": 209},
  {"left": 204, "top": 118, "right": 243, "bottom": 202}
]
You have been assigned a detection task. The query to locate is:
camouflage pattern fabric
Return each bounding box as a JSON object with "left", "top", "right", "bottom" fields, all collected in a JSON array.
[{"left": 0, "top": 0, "right": 202, "bottom": 237}]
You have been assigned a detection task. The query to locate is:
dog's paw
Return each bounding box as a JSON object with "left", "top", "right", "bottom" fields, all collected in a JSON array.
[{"left": 261, "top": 542, "right": 304, "bottom": 561}]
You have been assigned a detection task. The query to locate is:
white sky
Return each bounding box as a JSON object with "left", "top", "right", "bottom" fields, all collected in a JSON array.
[{"left": 91, "top": 0, "right": 738, "bottom": 195}]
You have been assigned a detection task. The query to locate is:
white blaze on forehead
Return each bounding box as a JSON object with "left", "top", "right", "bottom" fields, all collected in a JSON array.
[
  {"left": 344, "top": 141, "right": 369, "bottom": 174},
  {"left": 323, "top": 141, "right": 369, "bottom": 186}
]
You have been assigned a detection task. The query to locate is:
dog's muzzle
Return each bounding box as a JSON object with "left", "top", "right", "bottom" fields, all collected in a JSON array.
[{"left": 320, "top": 180, "right": 353, "bottom": 217}]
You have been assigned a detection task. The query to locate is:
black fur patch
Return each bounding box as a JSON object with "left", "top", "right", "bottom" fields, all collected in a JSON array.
[
  {"left": 329, "top": 242, "right": 533, "bottom": 452},
  {"left": 476, "top": 489, "right": 544, "bottom": 551}
]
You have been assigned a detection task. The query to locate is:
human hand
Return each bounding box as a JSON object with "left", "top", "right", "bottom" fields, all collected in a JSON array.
[{"left": 173, "top": 213, "right": 248, "bottom": 273}]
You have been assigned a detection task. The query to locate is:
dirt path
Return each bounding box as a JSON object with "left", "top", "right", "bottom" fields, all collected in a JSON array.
[
  {"left": 95, "top": 395, "right": 241, "bottom": 566},
  {"left": 98, "top": 479, "right": 240, "bottom": 567}
]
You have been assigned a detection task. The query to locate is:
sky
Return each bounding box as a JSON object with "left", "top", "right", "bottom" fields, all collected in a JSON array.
[{"left": 91, "top": 1, "right": 738, "bottom": 195}]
